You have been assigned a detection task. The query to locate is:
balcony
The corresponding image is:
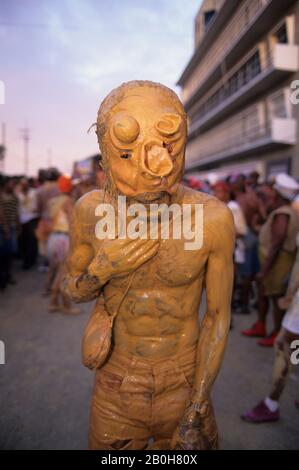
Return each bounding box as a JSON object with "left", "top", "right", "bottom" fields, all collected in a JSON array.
[
  {"left": 188, "top": 43, "right": 299, "bottom": 137},
  {"left": 179, "top": 0, "right": 297, "bottom": 109},
  {"left": 186, "top": 91, "right": 297, "bottom": 170}
]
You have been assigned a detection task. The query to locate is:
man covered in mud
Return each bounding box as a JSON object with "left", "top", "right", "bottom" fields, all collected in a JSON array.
[{"left": 63, "top": 81, "right": 234, "bottom": 450}]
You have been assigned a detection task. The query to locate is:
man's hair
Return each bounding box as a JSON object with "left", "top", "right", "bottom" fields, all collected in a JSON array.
[
  {"left": 46, "top": 167, "right": 60, "bottom": 182},
  {"left": 96, "top": 80, "right": 186, "bottom": 161},
  {"left": 97, "top": 80, "right": 186, "bottom": 141},
  {"left": 95, "top": 80, "right": 187, "bottom": 195}
]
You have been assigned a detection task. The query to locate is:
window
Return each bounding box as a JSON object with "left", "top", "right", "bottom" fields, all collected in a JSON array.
[
  {"left": 204, "top": 10, "right": 216, "bottom": 31},
  {"left": 275, "top": 23, "right": 288, "bottom": 44},
  {"left": 267, "top": 158, "right": 292, "bottom": 178},
  {"left": 269, "top": 90, "right": 288, "bottom": 118}
]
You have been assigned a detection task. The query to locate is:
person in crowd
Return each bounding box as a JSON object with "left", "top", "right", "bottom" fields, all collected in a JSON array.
[
  {"left": 213, "top": 181, "right": 248, "bottom": 312},
  {"left": 230, "top": 174, "right": 264, "bottom": 314},
  {"left": 47, "top": 175, "right": 79, "bottom": 315},
  {"left": 242, "top": 174, "right": 299, "bottom": 346},
  {"left": 242, "top": 231, "right": 299, "bottom": 422},
  {"left": 241, "top": 183, "right": 273, "bottom": 339},
  {"left": 246, "top": 171, "right": 260, "bottom": 191},
  {"left": 35, "top": 168, "right": 60, "bottom": 280},
  {"left": 0, "top": 177, "right": 20, "bottom": 285},
  {"left": 17, "top": 178, "right": 39, "bottom": 270},
  {"left": 292, "top": 190, "right": 299, "bottom": 217},
  {"left": 213, "top": 180, "right": 247, "bottom": 242},
  {"left": 0, "top": 175, "right": 10, "bottom": 290},
  {"left": 37, "top": 169, "right": 47, "bottom": 187}
]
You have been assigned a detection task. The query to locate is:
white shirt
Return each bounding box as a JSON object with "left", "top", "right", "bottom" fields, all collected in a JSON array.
[
  {"left": 18, "top": 189, "right": 38, "bottom": 224},
  {"left": 228, "top": 200, "right": 248, "bottom": 264}
]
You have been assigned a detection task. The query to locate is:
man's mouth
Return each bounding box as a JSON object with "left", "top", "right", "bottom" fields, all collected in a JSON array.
[
  {"left": 152, "top": 176, "right": 167, "bottom": 187},
  {"left": 132, "top": 191, "right": 170, "bottom": 204},
  {"left": 143, "top": 171, "right": 167, "bottom": 183}
]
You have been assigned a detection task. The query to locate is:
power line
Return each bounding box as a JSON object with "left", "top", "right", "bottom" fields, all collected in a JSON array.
[{"left": 0, "top": 21, "right": 185, "bottom": 36}]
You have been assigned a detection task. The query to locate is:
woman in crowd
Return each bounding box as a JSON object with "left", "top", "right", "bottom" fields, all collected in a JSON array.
[
  {"left": 47, "top": 175, "right": 79, "bottom": 315},
  {"left": 17, "top": 178, "right": 39, "bottom": 270}
]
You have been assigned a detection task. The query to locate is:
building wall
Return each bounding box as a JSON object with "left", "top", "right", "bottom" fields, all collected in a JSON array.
[
  {"left": 182, "top": 0, "right": 268, "bottom": 104},
  {"left": 194, "top": 0, "right": 224, "bottom": 47},
  {"left": 180, "top": 0, "right": 299, "bottom": 179}
]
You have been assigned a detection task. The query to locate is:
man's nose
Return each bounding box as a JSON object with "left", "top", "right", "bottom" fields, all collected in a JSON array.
[{"left": 142, "top": 144, "right": 173, "bottom": 178}]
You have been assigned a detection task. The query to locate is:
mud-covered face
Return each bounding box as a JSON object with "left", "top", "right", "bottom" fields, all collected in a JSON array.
[{"left": 102, "top": 86, "right": 187, "bottom": 199}]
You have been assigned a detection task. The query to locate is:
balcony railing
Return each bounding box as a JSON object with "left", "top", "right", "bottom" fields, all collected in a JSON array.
[
  {"left": 188, "top": 42, "right": 298, "bottom": 137},
  {"left": 189, "top": 48, "right": 262, "bottom": 122},
  {"left": 186, "top": 92, "right": 296, "bottom": 169}
]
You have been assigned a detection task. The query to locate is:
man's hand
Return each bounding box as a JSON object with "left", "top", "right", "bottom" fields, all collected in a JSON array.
[
  {"left": 88, "top": 238, "right": 159, "bottom": 284},
  {"left": 278, "top": 295, "right": 292, "bottom": 310},
  {"left": 171, "top": 400, "right": 218, "bottom": 450}
]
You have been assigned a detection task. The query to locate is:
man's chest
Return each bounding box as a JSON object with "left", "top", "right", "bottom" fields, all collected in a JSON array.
[{"left": 102, "top": 237, "right": 209, "bottom": 290}]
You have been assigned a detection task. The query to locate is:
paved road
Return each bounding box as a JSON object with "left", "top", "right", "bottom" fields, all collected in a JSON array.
[{"left": 0, "top": 269, "right": 298, "bottom": 450}]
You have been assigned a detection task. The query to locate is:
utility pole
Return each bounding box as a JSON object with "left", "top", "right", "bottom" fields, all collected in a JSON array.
[
  {"left": 0, "top": 122, "right": 6, "bottom": 173},
  {"left": 20, "top": 127, "right": 30, "bottom": 176}
]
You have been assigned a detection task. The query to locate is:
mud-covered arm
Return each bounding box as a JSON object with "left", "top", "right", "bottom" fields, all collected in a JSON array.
[
  {"left": 259, "top": 213, "right": 289, "bottom": 278},
  {"left": 286, "top": 248, "right": 299, "bottom": 299},
  {"left": 62, "top": 201, "right": 102, "bottom": 303},
  {"left": 192, "top": 206, "right": 234, "bottom": 406},
  {"left": 62, "top": 190, "right": 160, "bottom": 303},
  {"left": 171, "top": 205, "right": 234, "bottom": 450}
]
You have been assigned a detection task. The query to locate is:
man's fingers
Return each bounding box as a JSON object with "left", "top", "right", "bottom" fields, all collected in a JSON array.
[
  {"left": 101, "top": 237, "right": 153, "bottom": 257},
  {"left": 109, "top": 238, "right": 158, "bottom": 260},
  {"left": 131, "top": 239, "right": 159, "bottom": 258},
  {"left": 128, "top": 242, "right": 159, "bottom": 268},
  {"left": 126, "top": 239, "right": 159, "bottom": 256},
  {"left": 93, "top": 238, "right": 159, "bottom": 280},
  {"left": 118, "top": 238, "right": 150, "bottom": 257}
]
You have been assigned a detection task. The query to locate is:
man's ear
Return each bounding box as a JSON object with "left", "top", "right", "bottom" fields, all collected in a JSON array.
[{"left": 87, "top": 122, "right": 97, "bottom": 134}]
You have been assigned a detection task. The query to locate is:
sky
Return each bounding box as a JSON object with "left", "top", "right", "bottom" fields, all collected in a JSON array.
[{"left": 0, "top": 0, "right": 200, "bottom": 176}]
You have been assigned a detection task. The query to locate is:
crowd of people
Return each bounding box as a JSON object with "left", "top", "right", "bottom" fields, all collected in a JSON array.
[
  {"left": 1, "top": 166, "right": 299, "bottom": 425},
  {"left": 186, "top": 170, "right": 299, "bottom": 424},
  {"left": 0, "top": 166, "right": 102, "bottom": 312}
]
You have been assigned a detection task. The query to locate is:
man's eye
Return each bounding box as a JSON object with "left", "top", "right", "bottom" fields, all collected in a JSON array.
[
  {"left": 120, "top": 153, "right": 131, "bottom": 159},
  {"left": 163, "top": 142, "right": 173, "bottom": 154}
]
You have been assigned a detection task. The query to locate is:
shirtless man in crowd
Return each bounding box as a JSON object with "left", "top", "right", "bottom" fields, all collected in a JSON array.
[
  {"left": 231, "top": 174, "right": 264, "bottom": 313},
  {"left": 63, "top": 81, "right": 234, "bottom": 450}
]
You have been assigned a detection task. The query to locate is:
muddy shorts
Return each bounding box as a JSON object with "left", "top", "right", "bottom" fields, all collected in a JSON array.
[{"left": 89, "top": 345, "right": 202, "bottom": 450}]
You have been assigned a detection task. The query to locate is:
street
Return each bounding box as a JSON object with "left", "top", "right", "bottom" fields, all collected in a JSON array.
[{"left": 0, "top": 269, "right": 298, "bottom": 450}]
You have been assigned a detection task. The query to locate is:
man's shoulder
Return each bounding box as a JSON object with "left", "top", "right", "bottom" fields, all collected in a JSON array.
[
  {"left": 73, "top": 189, "right": 105, "bottom": 223},
  {"left": 75, "top": 189, "right": 105, "bottom": 208},
  {"left": 181, "top": 186, "right": 234, "bottom": 237},
  {"left": 181, "top": 186, "right": 212, "bottom": 205},
  {"left": 182, "top": 186, "right": 231, "bottom": 215}
]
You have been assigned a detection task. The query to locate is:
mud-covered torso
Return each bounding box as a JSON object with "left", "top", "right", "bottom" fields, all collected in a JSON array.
[
  {"left": 77, "top": 186, "right": 225, "bottom": 357},
  {"left": 104, "top": 236, "right": 208, "bottom": 357}
]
